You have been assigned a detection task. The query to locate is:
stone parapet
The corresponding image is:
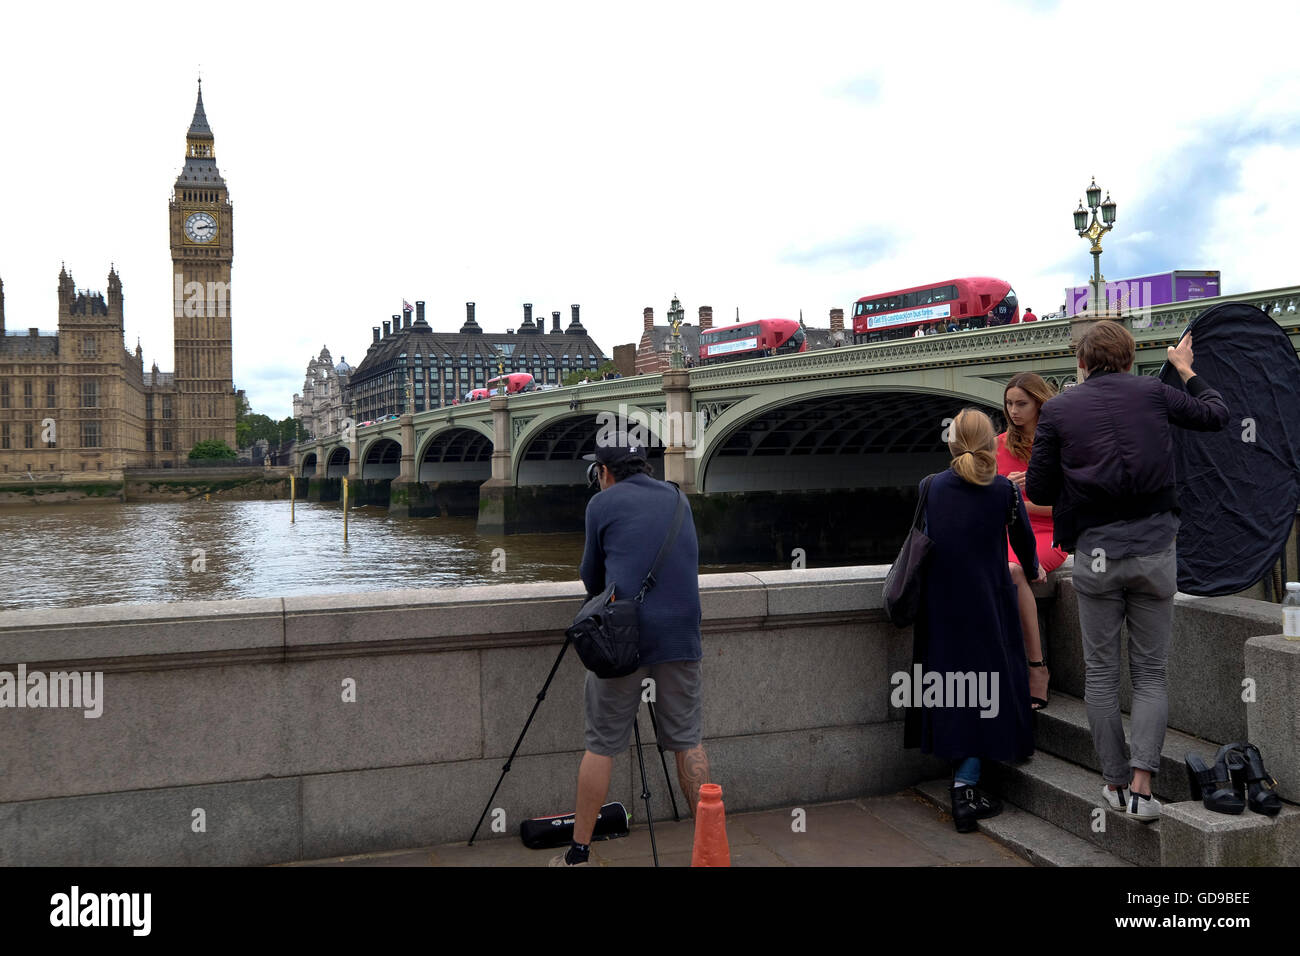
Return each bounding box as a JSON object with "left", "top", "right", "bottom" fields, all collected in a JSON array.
[{"left": 0, "top": 566, "right": 943, "bottom": 865}]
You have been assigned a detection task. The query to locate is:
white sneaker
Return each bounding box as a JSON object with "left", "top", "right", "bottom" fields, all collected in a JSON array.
[
  {"left": 1102, "top": 784, "right": 1130, "bottom": 811},
  {"left": 1127, "top": 791, "right": 1161, "bottom": 821}
]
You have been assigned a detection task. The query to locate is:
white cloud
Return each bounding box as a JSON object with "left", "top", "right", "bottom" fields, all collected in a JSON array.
[{"left": 0, "top": 0, "right": 1297, "bottom": 416}]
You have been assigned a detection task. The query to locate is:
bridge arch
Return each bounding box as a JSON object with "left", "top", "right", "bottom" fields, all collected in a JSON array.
[
  {"left": 326, "top": 446, "right": 351, "bottom": 477},
  {"left": 693, "top": 384, "right": 1004, "bottom": 493},
  {"left": 417, "top": 424, "right": 494, "bottom": 482},
  {"left": 361, "top": 438, "right": 402, "bottom": 479},
  {"left": 300, "top": 452, "right": 317, "bottom": 476},
  {"left": 513, "top": 409, "right": 666, "bottom": 485}
]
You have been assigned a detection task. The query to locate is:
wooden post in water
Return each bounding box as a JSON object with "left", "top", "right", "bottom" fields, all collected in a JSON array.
[
  {"left": 290, "top": 474, "right": 296, "bottom": 524},
  {"left": 343, "top": 476, "right": 349, "bottom": 543}
]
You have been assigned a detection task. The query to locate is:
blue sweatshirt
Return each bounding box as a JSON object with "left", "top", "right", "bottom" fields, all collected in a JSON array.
[{"left": 579, "top": 473, "right": 703, "bottom": 665}]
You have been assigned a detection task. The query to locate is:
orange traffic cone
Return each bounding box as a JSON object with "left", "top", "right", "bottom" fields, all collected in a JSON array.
[{"left": 690, "top": 783, "right": 731, "bottom": 867}]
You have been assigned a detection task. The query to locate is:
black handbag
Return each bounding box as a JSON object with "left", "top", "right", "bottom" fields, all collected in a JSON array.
[
  {"left": 883, "top": 474, "right": 935, "bottom": 628},
  {"left": 567, "top": 488, "right": 689, "bottom": 679}
]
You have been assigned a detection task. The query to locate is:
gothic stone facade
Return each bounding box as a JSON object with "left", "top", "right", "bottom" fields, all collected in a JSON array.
[
  {"left": 0, "top": 83, "right": 236, "bottom": 477},
  {"left": 293, "top": 347, "right": 352, "bottom": 440}
]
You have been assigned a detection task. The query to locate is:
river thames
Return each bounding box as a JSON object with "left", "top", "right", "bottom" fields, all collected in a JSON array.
[{"left": 0, "top": 500, "right": 769, "bottom": 612}]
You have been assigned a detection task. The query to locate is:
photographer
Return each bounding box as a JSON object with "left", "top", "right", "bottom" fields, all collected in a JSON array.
[{"left": 551, "top": 441, "right": 711, "bottom": 866}]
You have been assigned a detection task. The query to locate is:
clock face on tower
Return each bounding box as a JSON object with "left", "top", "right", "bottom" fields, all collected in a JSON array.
[{"left": 185, "top": 211, "right": 218, "bottom": 243}]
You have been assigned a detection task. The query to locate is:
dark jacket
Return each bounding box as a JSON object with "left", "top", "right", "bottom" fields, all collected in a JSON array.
[
  {"left": 579, "top": 473, "right": 703, "bottom": 665},
  {"left": 1026, "top": 370, "right": 1229, "bottom": 551}
]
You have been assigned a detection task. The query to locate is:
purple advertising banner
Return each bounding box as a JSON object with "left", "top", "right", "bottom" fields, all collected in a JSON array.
[
  {"left": 1174, "top": 273, "right": 1220, "bottom": 301},
  {"left": 1066, "top": 270, "right": 1220, "bottom": 316}
]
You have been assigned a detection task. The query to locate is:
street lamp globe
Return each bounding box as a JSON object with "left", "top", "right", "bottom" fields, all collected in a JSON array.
[
  {"left": 1073, "top": 200, "right": 1088, "bottom": 232},
  {"left": 1086, "top": 176, "right": 1102, "bottom": 209},
  {"left": 1101, "top": 192, "right": 1117, "bottom": 225}
]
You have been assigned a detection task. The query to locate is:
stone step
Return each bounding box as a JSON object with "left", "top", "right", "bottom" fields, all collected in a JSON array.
[
  {"left": 984, "top": 747, "right": 1300, "bottom": 866},
  {"left": 983, "top": 751, "right": 1163, "bottom": 866},
  {"left": 1034, "top": 691, "right": 1228, "bottom": 803},
  {"left": 914, "top": 779, "right": 1132, "bottom": 866}
]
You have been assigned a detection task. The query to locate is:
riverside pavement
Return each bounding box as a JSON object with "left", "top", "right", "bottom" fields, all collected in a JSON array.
[{"left": 285, "top": 790, "right": 1030, "bottom": 867}]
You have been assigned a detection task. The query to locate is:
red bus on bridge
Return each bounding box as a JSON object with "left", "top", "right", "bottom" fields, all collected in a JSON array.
[
  {"left": 698, "top": 318, "right": 807, "bottom": 365},
  {"left": 464, "top": 372, "right": 537, "bottom": 402},
  {"left": 852, "top": 278, "right": 1019, "bottom": 343}
]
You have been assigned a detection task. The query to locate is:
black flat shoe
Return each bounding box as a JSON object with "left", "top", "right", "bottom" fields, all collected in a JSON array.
[
  {"left": 1229, "top": 744, "right": 1283, "bottom": 816},
  {"left": 1185, "top": 746, "right": 1246, "bottom": 814},
  {"left": 951, "top": 785, "right": 1002, "bottom": 833}
]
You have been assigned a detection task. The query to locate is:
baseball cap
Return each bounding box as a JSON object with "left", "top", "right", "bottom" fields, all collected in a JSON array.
[{"left": 582, "top": 442, "right": 647, "bottom": 466}]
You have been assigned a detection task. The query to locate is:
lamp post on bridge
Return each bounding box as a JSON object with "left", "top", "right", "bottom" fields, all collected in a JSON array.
[
  {"left": 668, "top": 295, "right": 685, "bottom": 370},
  {"left": 1073, "top": 176, "right": 1118, "bottom": 315}
]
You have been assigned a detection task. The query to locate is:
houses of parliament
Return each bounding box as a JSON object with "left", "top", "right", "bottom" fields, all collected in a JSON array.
[{"left": 0, "top": 82, "right": 236, "bottom": 477}]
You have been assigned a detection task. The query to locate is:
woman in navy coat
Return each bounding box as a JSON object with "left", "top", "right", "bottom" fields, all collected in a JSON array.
[{"left": 903, "top": 408, "right": 1041, "bottom": 832}]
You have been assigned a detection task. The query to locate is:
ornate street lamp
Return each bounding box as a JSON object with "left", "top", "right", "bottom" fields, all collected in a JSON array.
[
  {"left": 1074, "top": 176, "right": 1118, "bottom": 314},
  {"left": 668, "top": 295, "right": 685, "bottom": 370}
]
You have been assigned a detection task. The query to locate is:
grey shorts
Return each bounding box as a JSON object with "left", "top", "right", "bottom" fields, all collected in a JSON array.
[{"left": 584, "top": 660, "right": 702, "bottom": 757}]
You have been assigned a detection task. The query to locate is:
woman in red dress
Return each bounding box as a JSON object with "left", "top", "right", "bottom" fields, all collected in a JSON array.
[{"left": 998, "top": 372, "right": 1068, "bottom": 709}]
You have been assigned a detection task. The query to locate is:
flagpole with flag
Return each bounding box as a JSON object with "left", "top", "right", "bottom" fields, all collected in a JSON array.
[{"left": 402, "top": 299, "right": 414, "bottom": 315}]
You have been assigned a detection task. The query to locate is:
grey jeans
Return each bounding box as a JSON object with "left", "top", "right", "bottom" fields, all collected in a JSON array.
[{"left": 1071, "top": 544, "right": 1177, "bottom": 786}]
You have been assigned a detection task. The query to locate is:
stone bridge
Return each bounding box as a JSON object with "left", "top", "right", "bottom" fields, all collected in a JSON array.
[{"left": 297, "top": 286, "right": 1300, "bottom": 545}]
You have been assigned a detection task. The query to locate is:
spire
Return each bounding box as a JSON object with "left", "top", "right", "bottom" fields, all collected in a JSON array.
[
  {"left": 178, "top": 77, "right": 223, "bottom": 185},
  {"left": 189, "top": 78, "right": 213, "bottom": 138}
]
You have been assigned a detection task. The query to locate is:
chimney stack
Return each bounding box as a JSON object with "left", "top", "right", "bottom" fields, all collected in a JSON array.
[
  {"left": 551, "top": 311, "right": 562, "bottom": 333},
  {"left": 643, "top": 307, "right": 654, "bottom": 332},
  {"left": 699, "top": 305, "right": 713, "bottom": 331},
  {"left": 383, "top": 320, "right": 392, "bottom": 337},
  {"left": 522, "top": 303, "right": 534, "bottom": 329},
  {"left": 415, "top": 301, "right": 426, "bottom": 326},
  {"left": 566, "top": 303, "right": 586, "bottom": 334},
  {"left": 461, "top": 302, "right": 482, "bottom": 334},
  {"left": 372, "top": 326, "right": 381, "bottom": 344},
  {"left": 829, "top": 308, "right": 844, "bottom": 334}
]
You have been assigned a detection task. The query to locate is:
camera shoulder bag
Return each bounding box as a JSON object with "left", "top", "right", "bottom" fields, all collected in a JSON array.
[{"left": 567, "top": 488, "right": 689, "bottom": 679}]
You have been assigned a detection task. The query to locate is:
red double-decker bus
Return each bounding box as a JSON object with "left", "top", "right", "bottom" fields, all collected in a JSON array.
[
  {"left": 464, "top": 372, "right": 536, "bottom": 402},
  {"left": 698, "top": 318, "right": 806, "bottom": 365},
  {"left": 851, "top": 278, "right": 1019, "bottom": 343}
]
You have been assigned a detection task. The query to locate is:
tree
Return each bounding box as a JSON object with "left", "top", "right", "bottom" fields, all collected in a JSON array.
[
  {"left": 235, "top": 392, "right": 253, "bottom": 448},
  {"left": 189, "top": 439, "right": 237, "bottom": 461},
  {"left": 563, "top": 361, "right": 617, "bottom": 387}
]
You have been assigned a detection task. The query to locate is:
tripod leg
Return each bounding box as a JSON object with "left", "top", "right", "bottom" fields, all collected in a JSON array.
[
  {"left": 646, "top": 701, "right": 681, "bottom": 822},
  {"left": 469, "top": 636, "right": 572, "bottom": 846},
  {"left": 632, "top": 716, "right": 658, "bottom": 867}
]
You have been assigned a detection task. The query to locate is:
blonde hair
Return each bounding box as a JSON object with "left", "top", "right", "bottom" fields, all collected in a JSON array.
[{"left": 949, "top": 408, "right": 998, "bottom": 485}]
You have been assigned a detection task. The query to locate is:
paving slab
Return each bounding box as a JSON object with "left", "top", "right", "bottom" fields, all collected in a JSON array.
[{"left": 287, "top": 791, "right": 1029, "bottom": 867}]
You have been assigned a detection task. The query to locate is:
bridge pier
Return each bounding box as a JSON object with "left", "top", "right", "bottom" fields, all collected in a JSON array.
[
  {"left": 389, "top": 413, "right": 418, "bottom": 517},
  {"left": 478, "top": 395, "right": 513, "bottom": 534},
  {"left": 662, "top": 368, "right": 697, "bottom": 493}
]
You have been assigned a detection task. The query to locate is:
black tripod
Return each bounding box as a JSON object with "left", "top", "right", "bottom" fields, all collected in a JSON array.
[{"left": 468, "top": 635, "right": 681, "bottom": 865}]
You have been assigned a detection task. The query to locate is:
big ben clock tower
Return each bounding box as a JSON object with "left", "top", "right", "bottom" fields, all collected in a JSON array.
[{"left": 169, "top": 80, "right": 236, "bottom": 459}]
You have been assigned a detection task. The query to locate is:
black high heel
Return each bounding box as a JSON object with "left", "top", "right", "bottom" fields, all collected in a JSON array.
[
  {"left": 1184, "top": 747, "right": 1246, "bottom": 814},
  {"left": 1229, "top": 744, "right": 1282, "bottom": 817}
]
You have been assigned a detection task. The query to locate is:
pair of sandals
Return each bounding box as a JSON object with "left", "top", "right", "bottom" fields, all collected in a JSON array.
[{"left": 1184, "top": 742, "right": 1282, "bottom": 816}]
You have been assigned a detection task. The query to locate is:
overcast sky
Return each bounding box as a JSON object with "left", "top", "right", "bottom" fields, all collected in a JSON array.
[{"left": 2, "top": 0, "right": 1297, "bottom": 418}]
